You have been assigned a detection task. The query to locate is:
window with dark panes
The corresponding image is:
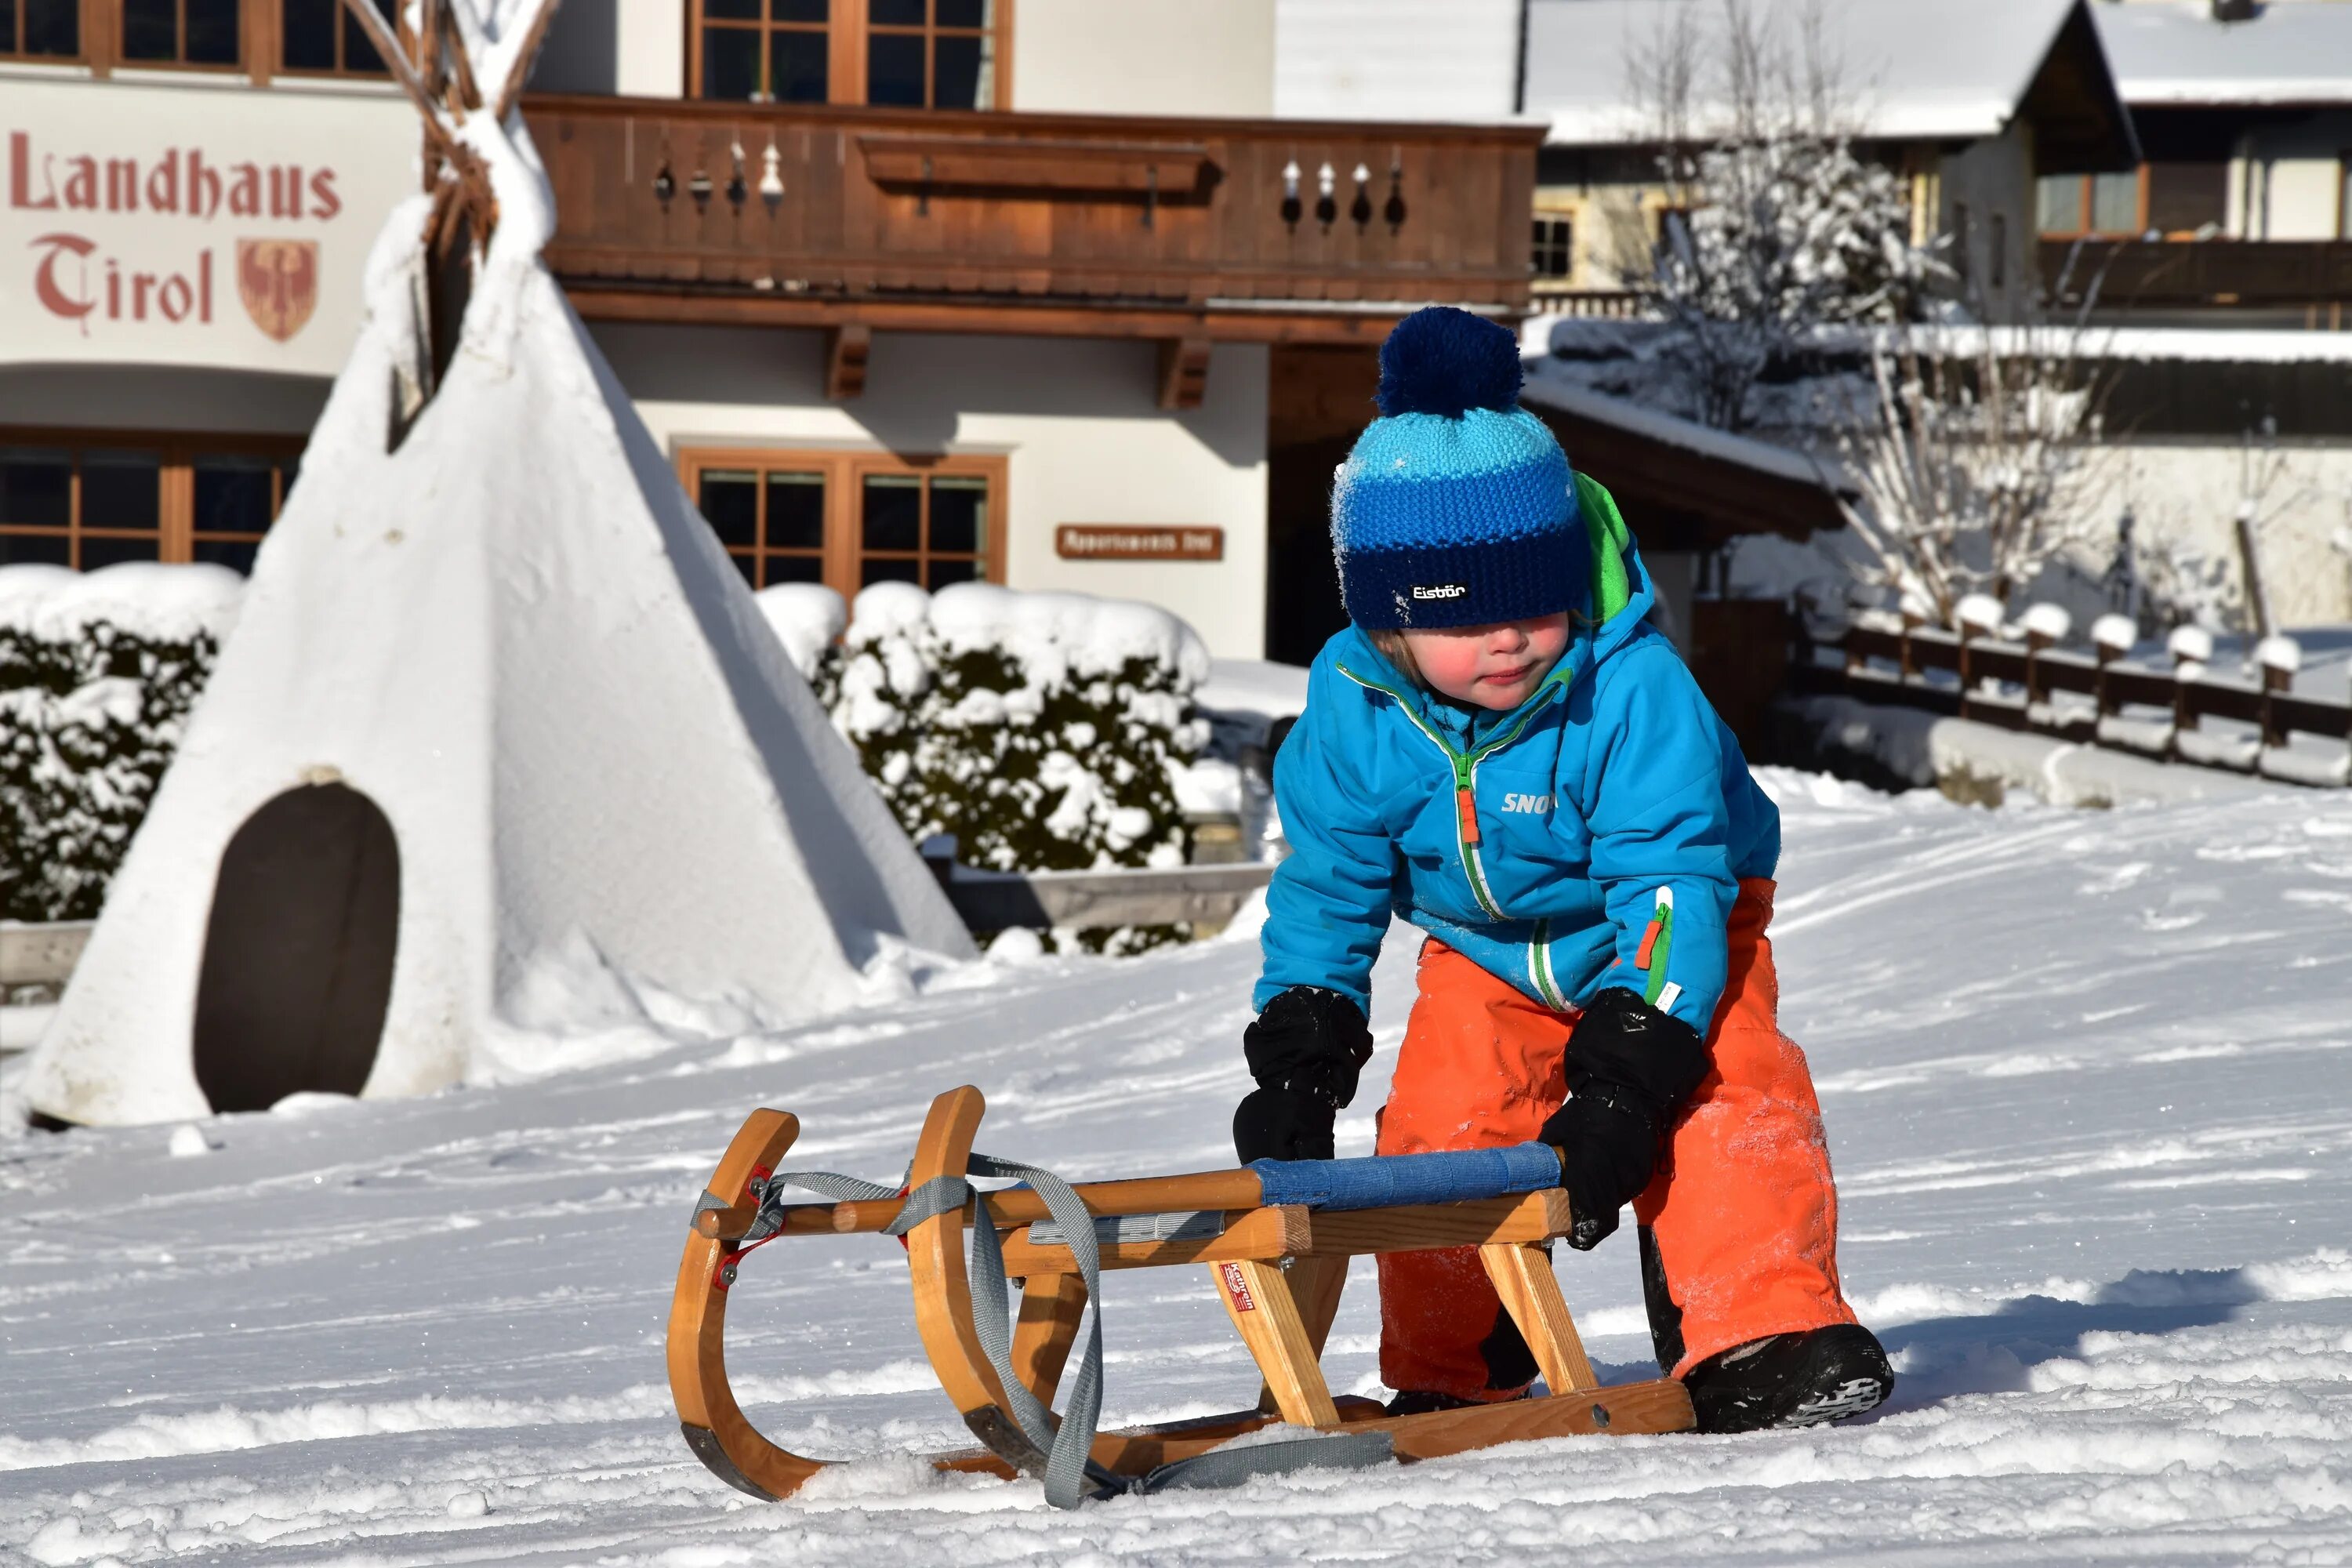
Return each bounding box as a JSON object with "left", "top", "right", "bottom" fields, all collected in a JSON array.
[
  {"left": 1530, "top": 216, "right": 1573, "bottom": 279},
  {"left": 678, "top": 448, "right": 1001, "bottom": 598},
  {"left": 2, "top": 0, "right": 81, "bottom": 58},
  {"left": 120, "top": 0, "right": 241, "bottom": 65},
  {"left": 868, "top": 0, "right": 994, "bottom": 110},
  {"left": 699, "top": 0, "right": 829, "bottom": 102},
  {"left": 692, "top": 464, "right": 829, "bottom": 587},
  {"left": 2147, "top": 162, "right": 2227, "bottom": 236},
  {"left": 281, "top": 0, "right": 394, "bottom": 74},
  {"left": 1, "top": 435, "right": 300, "bottom": 571},
  {"left": 691, "top": 0, "right": 1000, "bottom": 106}
]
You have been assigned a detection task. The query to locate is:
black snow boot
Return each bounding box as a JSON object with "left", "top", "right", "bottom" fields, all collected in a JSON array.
[{"left": 1681, "top": 1324, "right": 1893, "bottom": 1434}]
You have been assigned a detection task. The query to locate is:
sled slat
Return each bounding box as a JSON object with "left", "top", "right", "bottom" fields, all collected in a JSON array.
[
  {"left": 1363, "top": 1377, "right": 1693, "bottom": 1457},
  {"left": 1210, "top": 1258, "right": 1340, "bottom": 1427},
  {"left": 997, "top": 1205, "right": 1308, "bottom": 1275},
  {"left": 1300, "top": 1189, "right": 1574, "bottom": 1254},
  {"left": 1480, "top": 1242, "right": 1598, "bottom": 1394},
  {"left": 1010, "top": 1273, "right": 1087, "bottom": 1409}
]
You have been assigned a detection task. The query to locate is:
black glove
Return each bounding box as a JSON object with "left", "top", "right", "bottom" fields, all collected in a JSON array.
[
  {"left": 1232, "top": 987, "right": 1374, "bottom": 1164},
  {"left": 1538, "top": 988, "right": 1710, "bottom": 1250}
]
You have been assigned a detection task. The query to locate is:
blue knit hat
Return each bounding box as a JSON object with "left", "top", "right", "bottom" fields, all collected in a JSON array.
[{"left": 1331, "top": 307, "right": 1584, "bottom": 631}]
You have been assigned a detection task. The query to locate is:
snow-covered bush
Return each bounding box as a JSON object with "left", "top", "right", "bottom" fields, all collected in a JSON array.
[
  {"left": 0, "top": 565, "right": 242, "bottom": 921},
  {"left": 775, "top": 581, "right": 1212, "bottom": 877}
]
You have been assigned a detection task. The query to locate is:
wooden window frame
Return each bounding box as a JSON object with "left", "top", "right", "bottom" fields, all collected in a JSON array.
[
  {"left": 675, "top": 445, "right": 1007, "bottom": 597},
  {"left": 686, "top": 0, "right": 1013, "bottom": 109},
  {"left": 1530, "top": 208, "right": 1577, "bottom": 286},
  {"left": 2038, "top": 166, "right": 2154, "bottom": 241},
  {"left": 109, "top": 0, "right": 248, "bottom": 72},
  {"left": 0, "top": 426, "right": 303, "bottom": 572},
  {"left": 273, "top": 0, "right": 396, "bottom": 80},
  {"left": 0, "top": 0, "right": 85, "bottom": 61}
]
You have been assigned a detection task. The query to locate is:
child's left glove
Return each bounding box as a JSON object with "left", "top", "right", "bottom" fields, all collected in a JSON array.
[
  {"left": 1231, "top": 986, "right": 1374, "bottom": 1164},
  {"left": 1538, "top": 988, "right": 1711, "bottom": 1250}
]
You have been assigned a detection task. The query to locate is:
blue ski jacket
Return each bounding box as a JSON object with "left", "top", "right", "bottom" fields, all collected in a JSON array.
[{"left": 1255, "top": 475, "right": 1780, "bottom": 1034}]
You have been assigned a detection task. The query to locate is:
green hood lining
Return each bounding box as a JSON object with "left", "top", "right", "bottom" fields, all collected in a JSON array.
[{"left": 1577, "top": 470, "right": 1635, "bottom": 630}]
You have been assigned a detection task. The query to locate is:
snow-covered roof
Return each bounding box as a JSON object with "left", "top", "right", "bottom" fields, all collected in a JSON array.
[
  {"left": 1526, "top": 0, "right": 2106, "bottom": 144},
  {"left": 1519, "top": 372, "right": 1847, "bottom": 492},
  {"left": 1272, "top": 0, "right": 1522, "bottom": 122},
  {"left": 2093, "top": 0, "right": 2352, "bottom": 107}
]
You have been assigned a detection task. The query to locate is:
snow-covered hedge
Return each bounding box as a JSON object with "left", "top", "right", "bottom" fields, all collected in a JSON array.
[
  {"left": 1, "top": 565, "right": 243, "bottom": 921},
  {"left": 763, "top": 581, "right": 1212, "bottom": 874},
  {"left": 3, "top": 568, "right": 1210, "bottom": 928}
]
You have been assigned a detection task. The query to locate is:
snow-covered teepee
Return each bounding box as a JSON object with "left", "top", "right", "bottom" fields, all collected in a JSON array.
[{"left": 26, "top": 0, "right": 972, "bottom": 1127}]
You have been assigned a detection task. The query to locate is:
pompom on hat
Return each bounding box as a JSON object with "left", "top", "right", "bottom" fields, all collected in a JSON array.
[{"left": 1331, "top": 306, "right": 1585, "bottom": 631}]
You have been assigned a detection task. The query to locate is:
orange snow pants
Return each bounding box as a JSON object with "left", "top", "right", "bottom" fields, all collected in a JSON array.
[{"left": 1375, "top": 879, "right": 1857, "bottom": 1396}]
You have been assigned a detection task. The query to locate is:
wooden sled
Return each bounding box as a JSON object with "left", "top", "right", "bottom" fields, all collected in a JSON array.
[{"left": 668, "top": 1085, "right": 1693, "bottom": 1501}]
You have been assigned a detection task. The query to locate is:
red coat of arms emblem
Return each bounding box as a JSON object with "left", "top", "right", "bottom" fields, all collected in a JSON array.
[{"left": 237, "top": 238, "right": 319, "bottom": 343}]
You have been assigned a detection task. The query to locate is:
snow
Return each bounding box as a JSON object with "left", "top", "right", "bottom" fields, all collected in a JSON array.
[
  {"left": 2170, "top": 625, "right": 2216, "bottom": 665},
  {"left": 1523, "top": 0, "right": 2092, "bottom": 145},
  {"left": 754, "top": 583, "right": 848, "bottom": 680},
  {"left": 6, "top": 774, "right": 2352, "bottom": 1561},
  {"left": 2092, "top": 612, "right": 2140, "bottom": 652},
  {"left": 1194, "top": 659, "right": 1309, "bottom": 722},
  {"left": 1955, "top": 593, "right": 2005, "bottom": 636},
  {"left": 1519, "top": 371, "right": 1841, "bottom": 490},
  {"left": 0, "top": 563, "right": 244, "bottom": 646},
  {"left": 2095, "top": 0, "right": 2352, "bottom": 107},
  {"left": 2258, "top": 634, "right": 2304, "bottom": 675},
  {"left": 2018, "top": 602, "right": 2072, "bottom": 643}
]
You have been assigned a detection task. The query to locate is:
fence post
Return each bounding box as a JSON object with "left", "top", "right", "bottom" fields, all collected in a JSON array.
[{"left": 2167, "top": 626, "right": 2213, "bottom": 761}]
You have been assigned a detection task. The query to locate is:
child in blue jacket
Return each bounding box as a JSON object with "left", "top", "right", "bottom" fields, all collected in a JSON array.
[{"left": 1235, "top": 307, "right": 1890, "bottom": 1432}]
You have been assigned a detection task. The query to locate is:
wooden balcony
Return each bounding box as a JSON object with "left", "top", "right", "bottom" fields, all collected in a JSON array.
[
  {"left": 2042, "top": 238, "right": 2352, "bottom": 310},
  {"left": 524, "top": 95, "right": 1541, "bottom": 353}
]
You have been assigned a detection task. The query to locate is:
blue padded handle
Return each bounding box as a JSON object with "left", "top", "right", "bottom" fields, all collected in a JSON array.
[{"left": 1247, "top": 1142, "right": 1563, "bottom": 1212}]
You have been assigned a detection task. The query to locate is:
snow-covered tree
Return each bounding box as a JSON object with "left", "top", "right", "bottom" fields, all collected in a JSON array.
[
  {"left": 1627, "top": 0, "right": 1941, "bottom": 431},
  {"left": 1833, "top": 322, "right": 2115, "bottom": 627}
]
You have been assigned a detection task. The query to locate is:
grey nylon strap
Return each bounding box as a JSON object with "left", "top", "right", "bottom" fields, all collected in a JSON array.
[{"left": 751, "top": 1158, "right": 1392, "bottom": 1507}]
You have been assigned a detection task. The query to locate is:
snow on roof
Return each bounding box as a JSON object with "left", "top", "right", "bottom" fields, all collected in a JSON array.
[
  {"left": 1526, "top": 0, "right": 2086, "bottom": 144},
  {"left": 1272, "top": 0, "right": 1522, "bottom": 122},
  {"left": 1519, "top": 368, "right": 1846, "bottom": 491},
  {"left": 2094, "top": 0, "right": 2352, "bottom": 107},
  {"left": 1915, "top": 321, "right": 2352, "bottom": 363}
]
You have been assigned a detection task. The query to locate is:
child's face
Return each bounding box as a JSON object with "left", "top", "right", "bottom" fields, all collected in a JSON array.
[{"left": 1399, "top": 614, "right": 1572, "bottom": 710}]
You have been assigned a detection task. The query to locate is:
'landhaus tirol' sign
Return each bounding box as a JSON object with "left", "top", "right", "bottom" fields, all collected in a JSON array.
[
  {"left": 1056, "top": 524, "right": 1225, "bottom": 561},
  {"left": 3, "top": 80, "right": 416, "bottom": 376}
]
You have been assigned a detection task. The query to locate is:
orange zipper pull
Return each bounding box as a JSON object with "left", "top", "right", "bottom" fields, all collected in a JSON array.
[{"left": 1457, "top": 784, "right": 1481, "bottom": 844}]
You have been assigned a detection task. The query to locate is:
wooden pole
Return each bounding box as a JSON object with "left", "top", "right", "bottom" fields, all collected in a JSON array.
[{"left": 698, "top": 1165, "right": 1272, "bottom": 1241}]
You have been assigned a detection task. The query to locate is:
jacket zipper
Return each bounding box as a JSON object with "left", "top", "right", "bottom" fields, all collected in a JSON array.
[{"left": 1336, "top": 662, "right": 1566, "bottom": 923}]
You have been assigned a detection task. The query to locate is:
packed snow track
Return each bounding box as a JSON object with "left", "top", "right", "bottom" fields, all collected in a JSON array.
[{"left": 5, "top": 771, "right": 2350, "bottom": 1564}]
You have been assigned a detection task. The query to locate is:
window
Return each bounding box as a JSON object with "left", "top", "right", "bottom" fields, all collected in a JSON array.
[
  {"left": 119, "top": 0, "right": 241, "bottom": 65},
  {"left": 692, "top": 0, "right": 1005, "bottom": 107},
  {"left": 678, "top": 448, "right": 1004, "bottom": 596},
  {"left": 2147, "top": 162, "right": 2227, "bottom": 235},
  {"left": 866, "top": 0, "right": 994, "bottom": 110},
  {"left": 281, "top": 0, "right": 395, "bottom": 74},
  {"left": 1, "top": 0, "right": 80, "bottom": 58},
  {"left": 2037, "top": 169, "right": 2156, "bottom": 238},
  {"left": 1990, "top": 212, "right": 2006, "bottom": 289},
  {"left": 0, "top": 434, "right": 300, "bottom": 572},
  {"left": 1530, "top": 215, "right": 1574, "bottom": 281}
]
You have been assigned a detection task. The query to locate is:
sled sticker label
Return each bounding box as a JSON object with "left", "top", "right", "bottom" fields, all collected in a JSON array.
[{"left": 1220, "top": 1261, "right": 1258, "bottom": 1312}]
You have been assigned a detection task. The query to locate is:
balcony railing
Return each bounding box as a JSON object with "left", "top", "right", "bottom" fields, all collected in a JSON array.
[
  {"left": 2042, "top": 238, "right": 2352, "bottom": 310},
  {"left": 523, "top": 95, "right": 1541, "bottom": 343}
]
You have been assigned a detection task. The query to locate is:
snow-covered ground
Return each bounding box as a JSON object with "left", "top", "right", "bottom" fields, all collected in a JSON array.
[{"left": 5, "top": 771, "right": 2350, "bottom": 1564}]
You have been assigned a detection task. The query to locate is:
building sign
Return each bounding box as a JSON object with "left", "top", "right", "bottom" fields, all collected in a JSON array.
[
  {"left": 3, "top": 79, "right": 416, "bottom": 377},
  {"left": 1056, "top": 524, "right": 1225, "bottom": 561}
]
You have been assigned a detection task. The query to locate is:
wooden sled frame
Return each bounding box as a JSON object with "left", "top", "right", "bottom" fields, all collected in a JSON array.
[{"left": 668, "top": 1087, "right": 1693, "bottom": 1501}]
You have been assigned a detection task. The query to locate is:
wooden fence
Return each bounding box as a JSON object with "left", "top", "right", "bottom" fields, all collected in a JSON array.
[{"left": 1793, "top": 620, "right": 2352, "bottom": 786}]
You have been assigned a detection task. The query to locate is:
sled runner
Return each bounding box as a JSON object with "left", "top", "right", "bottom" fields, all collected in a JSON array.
[{"left": 669, "top": 1086, "right": 1693, "bottom": 1506}]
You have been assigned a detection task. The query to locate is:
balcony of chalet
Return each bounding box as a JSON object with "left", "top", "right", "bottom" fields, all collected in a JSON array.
[
  {"left": 2043, "top": 238, "right": 2352, "bottom": 318},
  {"left": 522, "top": 95, "right": 1542, "bottom": 401}
]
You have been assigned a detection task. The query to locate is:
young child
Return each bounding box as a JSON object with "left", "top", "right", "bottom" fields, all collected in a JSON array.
[{"left": 1236, "top": 307, "right": 1891, "bottom": 1433}]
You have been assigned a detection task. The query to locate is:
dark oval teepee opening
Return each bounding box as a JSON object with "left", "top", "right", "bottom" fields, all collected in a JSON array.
[{"left": 193, "top": 782, "right": 401, "bottom": 1114}]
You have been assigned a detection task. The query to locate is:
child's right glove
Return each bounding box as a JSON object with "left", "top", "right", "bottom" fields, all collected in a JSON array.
[
  {"left": 1538, "top": 988, "right": 1711, "bottom": 1250},
  {"left": 1231, "top": 986, "right": 1374, "bottom": 1164}
]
